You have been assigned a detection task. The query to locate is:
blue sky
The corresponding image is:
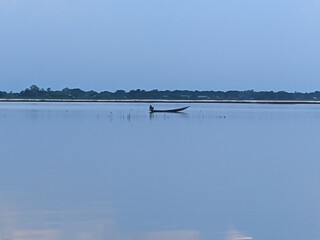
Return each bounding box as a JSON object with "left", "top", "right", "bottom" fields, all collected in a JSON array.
[{"left": 0, "top": 0, "right": 319, "bottom": 92}]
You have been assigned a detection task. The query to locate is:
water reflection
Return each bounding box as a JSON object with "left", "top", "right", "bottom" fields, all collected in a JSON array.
[
  {"left": 1, "top": 103, "right": 320, "bottom": 240},
  {"left": 0, "top": 197, "right": 201, "bottom": 240},
  {"left": 149, "top": 111, "right": 190, "bottom": 121},
  {"left": 227, "top": 230, "right": 253, "bottom": 240}
]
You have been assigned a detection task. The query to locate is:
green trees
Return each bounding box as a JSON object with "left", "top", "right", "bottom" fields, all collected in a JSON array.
[
  {"left": 0, "top": 86, "right": 319, "bottom": 101},
  {"left": 20, "top": 85, "right": 43, "bottom": 98}
]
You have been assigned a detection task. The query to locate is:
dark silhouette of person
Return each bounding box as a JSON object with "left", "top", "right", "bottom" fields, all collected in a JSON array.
[{"left": 149, "top": 105, "right": 154, "bottom": 112}]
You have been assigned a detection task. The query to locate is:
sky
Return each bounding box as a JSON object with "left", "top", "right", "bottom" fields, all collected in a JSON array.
[{"left": 0, "top": 0, "right": 319, "bottom": 92}]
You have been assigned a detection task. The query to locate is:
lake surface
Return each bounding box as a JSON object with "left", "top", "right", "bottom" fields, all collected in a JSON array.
[{"left": 1, "top": 102, "right": 320, "bottom": 240}]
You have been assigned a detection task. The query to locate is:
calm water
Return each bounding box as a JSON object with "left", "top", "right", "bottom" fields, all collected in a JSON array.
[{"left": 1, "top": 102, "right": 320, "bottom": 240}]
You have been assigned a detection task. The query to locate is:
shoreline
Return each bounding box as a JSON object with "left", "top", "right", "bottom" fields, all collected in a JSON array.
[{"left": 1, "top": 99, "right": 320, "bottom": 104}]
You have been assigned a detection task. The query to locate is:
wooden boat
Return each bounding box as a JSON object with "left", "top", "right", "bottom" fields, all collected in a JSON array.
[{"left": 149, "top": 105, "right": 189, "bottom": 113}]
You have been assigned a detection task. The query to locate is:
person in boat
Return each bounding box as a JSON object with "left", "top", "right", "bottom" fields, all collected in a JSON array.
[{"left": 149, "top": 105, "right": 154, "bottom": 112}]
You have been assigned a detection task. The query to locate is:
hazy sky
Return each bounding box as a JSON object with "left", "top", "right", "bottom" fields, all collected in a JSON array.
[{"left": 0, "top": 0, "right": 319, "bottom": 92}]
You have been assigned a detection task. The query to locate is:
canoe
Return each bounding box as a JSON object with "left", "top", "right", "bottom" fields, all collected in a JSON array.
[{"left": 149, "top": 106, "right": 190, "bottom": 113}]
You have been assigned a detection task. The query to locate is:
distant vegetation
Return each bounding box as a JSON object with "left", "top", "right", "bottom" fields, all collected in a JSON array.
[{"left": 1, "top": 85, "right": 320, "bottom": 101}]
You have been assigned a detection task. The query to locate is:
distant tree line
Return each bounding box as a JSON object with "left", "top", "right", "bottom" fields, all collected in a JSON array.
[{"left": 1, "top": 85, "right": 320, "bottom": 101}]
